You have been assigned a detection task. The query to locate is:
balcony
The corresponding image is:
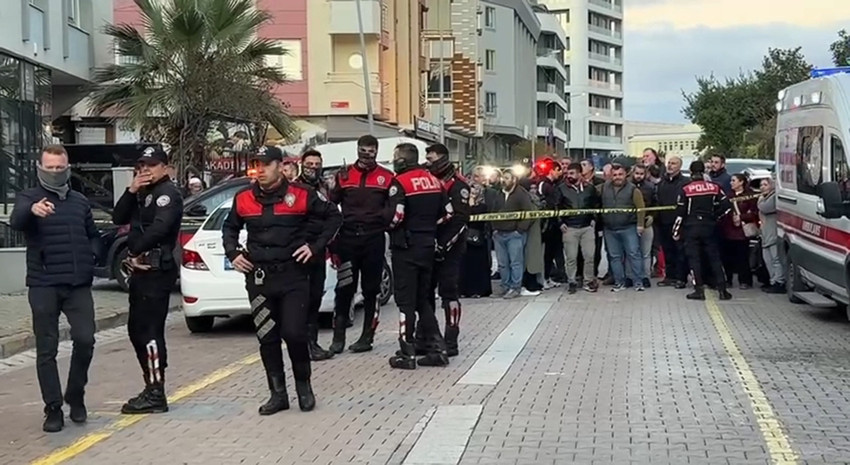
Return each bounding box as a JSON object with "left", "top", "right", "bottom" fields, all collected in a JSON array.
[
  {"left": 588, "top": 24, "right": 623, "bottom": 41},
  {"left": 588, "top": 52, "right": 623, "bottom": 68},
  {"left": 329, "top": 0, "right": 381, "bottom": 35},
  {"left": 537, "top": 83, "right": 567, "bottom": 111},
  {"left": 27, "top": 5, "right": 45, "bottom": 48},
  {"left": 589, "top": 80, "right": 622, "bottom": 92},
  {"left": 588, "top": 107, "right": 623, "bottom": 118},
  {"left": 537, "top": 52, "right": 567, "bottom": 79},
  {"left": 588, "top": 0, "right": 623, "bottom": 14},
  {"left": 537, "top": 124, "right": 568, "bottom": 143},
  {"left": 589, "top": 134, "right": 623, "bottom": 144},
  {"left": 67, "top": 26, "right": 93, "bottom": 69},
  {"left": 323, "top": 72, "right": 382, "bottom": 115}
]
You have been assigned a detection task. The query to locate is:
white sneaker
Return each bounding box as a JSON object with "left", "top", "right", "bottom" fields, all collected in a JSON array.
[
  {"left": 543, "top": 280, "right": 553, "bottom": 290},
  {"left": 521, "top": 288, "right": 541, "bottom": 297}
]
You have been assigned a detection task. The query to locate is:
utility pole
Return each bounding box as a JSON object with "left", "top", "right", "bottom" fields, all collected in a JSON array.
[
  {"left": 355, "top": 0, "right": 375, "bottom": 135},
  {"left": 438, "top": 0, "right": 446, "bottom": 143}
]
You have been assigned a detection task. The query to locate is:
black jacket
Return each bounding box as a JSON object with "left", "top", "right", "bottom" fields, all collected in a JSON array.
[
  {"left": 330, "top": 164, "right": 394, "bottom": 237},
  {"left": 388, "top": 168, "right": 450, "bottom": 248},
  {"left": 656, "top": 172, "right": 690, "bottom": 225},
  {"left": 673, "top": 179, "right": 732, "bottom": 236},
  {"left": 556, "top": 181, "right": 600, "bottom": 228},
  {"left": 9, "top": 186, "right": 99, "bottom": 287},
  {"left": 112, "top": 177, "right": 184, "bottom": 269},
  {"left": 438, "top": 173, "right": 471, "bottom": 252},
  {"left": 222, "top": 180, "right": 341, "bottom": 265}
]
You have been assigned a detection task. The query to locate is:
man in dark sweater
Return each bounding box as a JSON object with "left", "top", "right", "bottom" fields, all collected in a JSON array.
[
  {"left": 9, "top": 145, "right": 99, "bottom": 433},
  {"left": 491, "top": 171, "right": 535, "bottom": 298},
  {"left": 599, "top": 164, "right": 646, "bottom": 292}
]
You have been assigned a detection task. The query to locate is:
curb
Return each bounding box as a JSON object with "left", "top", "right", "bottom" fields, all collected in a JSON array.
[{"left": 0, "top": 305, "right": 181, "bottom": 359}]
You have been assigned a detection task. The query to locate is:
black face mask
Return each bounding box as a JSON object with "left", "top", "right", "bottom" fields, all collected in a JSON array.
[
  {"left": 356, "top": 148, "right": 377, "bottom": 170},
  {"left": 393, "top": 158, "right": 413, "bottom": 174},
  {"left": 426, "top": 156, "right": 452, "bottom": 178}
]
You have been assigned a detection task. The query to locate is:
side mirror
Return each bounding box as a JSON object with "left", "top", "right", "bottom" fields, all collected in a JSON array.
[
  {"left": 185, "top": 204, "right": 207, "bottom": 217},
  {"left": 816, "top": 181, "right": 845, "bottom": 219}
]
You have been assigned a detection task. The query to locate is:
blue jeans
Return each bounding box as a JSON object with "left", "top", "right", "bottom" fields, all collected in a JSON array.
[
  {"left": 604, "top": 227, "right": 643, "bottom": 286},
  {"left": 494, "top": 230, "right": 527, "bottom": 291}
]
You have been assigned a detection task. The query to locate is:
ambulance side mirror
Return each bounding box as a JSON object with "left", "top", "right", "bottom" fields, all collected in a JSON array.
[{"left": 816, "top": 182, "right": 846, "bottom": 219}]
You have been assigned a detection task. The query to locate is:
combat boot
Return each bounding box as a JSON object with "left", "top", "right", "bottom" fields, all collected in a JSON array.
[
  {"left": 259, "top": 374, "right": 290, "bottom": 415},
  {"left": 718, "top": 288, "right": 733, "bottom": 301},
  {"left": 122, "top": 382, "right": 168, "bottom": 414},
  {"left": 389, "top": 340, "right": 417, "bottom": 370},
  {"left": 686, "top": 286, "right": 705, "bottom": 301},
  {"left": 349, "top": 308, "right": 377, "bottom": 353},
  {"left": 443, "top": 302, "right": 461, "bottom": 357},
  {"left": 329, "top": 315, "right": 346, "bottom": 354},
  {"left": 293, "top": 363, "right": 316, "bottom": 412},
  {"left": 307, "top": 325, "right": 334, "bottom": 361}
]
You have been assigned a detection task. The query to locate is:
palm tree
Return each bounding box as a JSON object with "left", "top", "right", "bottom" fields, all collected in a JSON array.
[{"left": 89, "top": 0, "right": 295, "bottom": 176}]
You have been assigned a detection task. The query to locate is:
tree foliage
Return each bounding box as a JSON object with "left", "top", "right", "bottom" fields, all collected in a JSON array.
[
  {"left": 89, "top": 0, "right": 295, "bottom": 177},
  {"left": 682, "top": 47, "right": 811, "bottom": 159},
  {"left": 829, "top": 29, "right": 850, "bottom": 67}
]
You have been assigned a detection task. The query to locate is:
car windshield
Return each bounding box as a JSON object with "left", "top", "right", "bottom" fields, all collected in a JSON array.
[
  {"left": 202, "top": 206, "right": 231, "bottom": 231},
  {"left": 724, "top": 160, "right": 774, "bottom": 175},
  {"left": 185, "top": 179, "right": 248, "bottom": 217}
]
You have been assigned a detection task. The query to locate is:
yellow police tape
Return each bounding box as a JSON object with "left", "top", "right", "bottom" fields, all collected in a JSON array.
[{"left": 467, "top": 193, "right": 761, "bottom": 222}]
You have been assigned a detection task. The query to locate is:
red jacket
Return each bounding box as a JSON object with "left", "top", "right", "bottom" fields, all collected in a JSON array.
[{"left": 720, "top": 189, "right": 758, "bottom": 241}]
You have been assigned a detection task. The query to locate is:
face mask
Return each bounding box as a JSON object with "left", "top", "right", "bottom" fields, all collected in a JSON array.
[
  {"left": 393, "top": 158, "right": 411, "bottom": 174},
  {"left": 37, "top": 165, "right": 71, "bottom": 199},
  {"left": 426, "top": 156, "right": 452, "bottom": 178},
  {"left": 356, "top": 148, "right": 377, "bottom": 169}
]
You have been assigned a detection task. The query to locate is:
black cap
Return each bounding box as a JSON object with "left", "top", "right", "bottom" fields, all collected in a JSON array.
[
  {"left": 253, "top": 145, "right": 284, "bottom": 164},
  {"left": 138, "top": 146, "right": 169, "bottom": 166},
  {"left": 690, "top": 160, "right": 706, "bottom": 174}
]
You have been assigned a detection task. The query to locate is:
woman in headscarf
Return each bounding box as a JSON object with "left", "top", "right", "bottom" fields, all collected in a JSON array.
[{"left": 459, "top": 171, "right": 493, "bottom": 298}]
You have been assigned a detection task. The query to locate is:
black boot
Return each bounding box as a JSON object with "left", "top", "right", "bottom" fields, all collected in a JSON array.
[
  {"left": 349, "top": 310, "right": 376, "bottom": 353},
  {"left": 292, "top": 363, "right": 316, "bottom": 412},
  {"left": 418, "top": 334, "right": 449, "bottom": 367},
  {"left": 389, "top": 339, "right": 417, "bottom": 370},
  {"left": 64, "top": 391, "right": 87, "bottom": 424},
  {"left": 686, "top": 286, "right": 706, "bottom": 301},
  {"left": 122, "top": 383, "right": 168, "bottom": 414},
  {"left": 718, "top": 288, "right": 733, "bottom": 300},
  {"left": 443, "top": 303, "right": 461, "bottom": 357},
  {"left": 42, "top": 405, "right": 64, "bottom": 433},
  {"left": 329, "top": 315, "right": 346, "bottom": 354},
  {"left": 307, "top": 325, "right": 334, "bottom": 361},
  {"left": 259, "top": 374, "right": 290, "bottom": 415}
]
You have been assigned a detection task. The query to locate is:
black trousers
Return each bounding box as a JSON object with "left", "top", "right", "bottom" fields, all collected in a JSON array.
[
  {"left": 333, "top": 233, "right": 385, "bottom": 329},
  {"left": 392, "top": 245, "right": 442, "bottom": 353},
  {"left": 542, "top": 227, "right": 565, "bottom": 280},
  {"left": 429, "top": 242, "right": 464, "bottom": 352},
  {"left": 306, "top": 259, "right": 326, "bottom": 331},
  {"left": 722, "top": 238, "right": 753, "bottom": 286},
  {"left": 29, "top": 286, "right": 96, "bottom": 409},
  {"left": 683, "top": 224, "right": 726, "bottom": 288},
  {"left": 658, "top": 222, "right": 687, "bottom": 282},
  {"left": 245, "top": 265, "right": 311, "bottom": 380},
  {"left": 128, "top": 269, "right": 176, "bottom": 383}
]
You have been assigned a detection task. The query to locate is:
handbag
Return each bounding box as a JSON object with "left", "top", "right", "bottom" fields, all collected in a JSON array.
[{"left": 733, "top": 202, "right": 760, "bottom": 238}]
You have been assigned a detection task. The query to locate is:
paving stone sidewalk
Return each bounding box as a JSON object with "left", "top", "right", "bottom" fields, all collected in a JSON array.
[{"left": 0, "top": 281, "right": 180, "bottom": 358}]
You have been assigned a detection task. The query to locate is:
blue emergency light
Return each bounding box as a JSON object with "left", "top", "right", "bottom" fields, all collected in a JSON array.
[{"left": 811, "top": 67, "right": 850, "bottom": 78}]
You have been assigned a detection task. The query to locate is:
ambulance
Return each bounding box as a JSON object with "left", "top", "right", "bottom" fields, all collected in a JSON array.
[{"left": 775, "top": 67, "right": 850, "bottom": 315}]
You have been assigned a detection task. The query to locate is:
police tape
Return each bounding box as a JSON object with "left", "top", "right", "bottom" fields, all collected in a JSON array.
[{"left": 468, "top": 193, "right": 761, "bottom": 222}]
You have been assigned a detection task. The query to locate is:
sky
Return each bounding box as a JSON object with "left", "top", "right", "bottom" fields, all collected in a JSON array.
[{"left": 624, "top": 0, "right": 850, "bottom": 123}]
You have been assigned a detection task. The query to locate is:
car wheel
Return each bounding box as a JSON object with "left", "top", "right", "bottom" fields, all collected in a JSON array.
[
  {"left": 113, "top": 247, "right": 131, "bottom": 293},
  {"left": 786, "top": 252, "right": 805, "bottom": 304},
  {"left": 185, "top": 316, "right": 215, "bottom": 333},
  {"left": 379, "top": 259, "right": 393, "bottom": 306}
]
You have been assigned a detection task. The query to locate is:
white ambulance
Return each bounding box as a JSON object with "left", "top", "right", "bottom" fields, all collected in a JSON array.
[{"left": 775, "top": 67, "right": 850, "bottom": 315}]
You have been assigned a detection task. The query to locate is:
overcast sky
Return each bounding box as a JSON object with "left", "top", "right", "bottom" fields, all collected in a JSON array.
[{"left": 624, "top": 0, "right": 850, "bottom": 123}]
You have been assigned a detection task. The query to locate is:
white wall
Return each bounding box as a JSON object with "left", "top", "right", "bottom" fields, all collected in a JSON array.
[{"left": 0, "top": 249, "right": 27, "bottom": 294}]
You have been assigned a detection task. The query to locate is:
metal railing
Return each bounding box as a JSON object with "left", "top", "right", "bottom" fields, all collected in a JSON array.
[
  {"left": 589, "top": 134, "right": 623, "bottom": 144},
  {"left": 589, "top": 0, "right": 623, "bottom": 12}
]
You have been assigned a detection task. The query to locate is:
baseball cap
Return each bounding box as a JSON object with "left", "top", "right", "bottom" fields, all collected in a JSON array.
[
  {"left": 138, "top": 146, "right": 169, "bottom": 165},
  {"left": 253, "top": 145, "right": 284, "bottom": 164}
]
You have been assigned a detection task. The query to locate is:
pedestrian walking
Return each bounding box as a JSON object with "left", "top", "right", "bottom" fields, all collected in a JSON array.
[
  {"left": 112, "top": 147, "right": 183, "bottom": 414},
  {"left": 222, "top": 145, "right": 341, "bottom": 414},
  {"left": 9, "top": 144, "right": 98, "bottom": 432}
]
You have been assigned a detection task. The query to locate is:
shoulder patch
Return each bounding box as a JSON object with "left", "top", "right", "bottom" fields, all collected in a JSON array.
[
  {"left": 460, "top": 188, "right": 469, "bottom": 200},
  {"left": 156, "top": 195, "right": 171, "bottom": 207},
  {"left": 389, "top": 185, "right": 398, "bottom": 197},
  {"left": 144, "top": 194, "right": 153, "bottom": 207}
]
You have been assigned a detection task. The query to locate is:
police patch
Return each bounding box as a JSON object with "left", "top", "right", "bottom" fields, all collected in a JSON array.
[
  {"left": 389, "top": 185, "right": 398, "bottom": 197},
  {"left": 144, "top": 194, "right": 153, "bottom": 207},
  {"left": 284, "top": 193, "right": 296, "bottom": 207},
  {"left": 155, "top": 195, "right": 171, "bottom": 207},
  {"left": 460, "top": 188, "right": 469, "bottom": 200},
  {"left": 377, "top": 175, "right": 386, "bottom": 186}
]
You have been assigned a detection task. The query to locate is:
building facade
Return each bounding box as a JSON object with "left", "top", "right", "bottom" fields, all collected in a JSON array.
[
  {"left": 539, "top": 0, "right": 625, "bottom": 160},
  {"left": 0, "top": 0, "right": 113, "bottom": 221},
  {"left": 534, "top": 4, "right": 568, "bottom": 157},
  {"left": 625, "top": 120, "right": 703, "bottom": 160}
]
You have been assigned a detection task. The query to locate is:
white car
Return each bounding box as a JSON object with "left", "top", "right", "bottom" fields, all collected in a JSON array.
[{"left": 180, "top": 199, "right": 393, "bottom": 333}]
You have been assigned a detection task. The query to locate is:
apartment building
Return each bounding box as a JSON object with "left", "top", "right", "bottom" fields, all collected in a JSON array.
[
  {"left": 0, "top": 0, "right": 113, "bottom": 216},
  {"left": 539, "top": 0, "right": 625, "bottom": 160},
  {"left": 534, "top": 4, "right": 569, "bottom": 157}
]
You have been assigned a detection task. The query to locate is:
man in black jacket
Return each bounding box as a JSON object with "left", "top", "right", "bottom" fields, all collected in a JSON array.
[
  {"left": 656, "top": 156, "right": 690, "bottom": 288},
  {"left": 629, "top": 164, "right": 657, "bottom": 288},
  {"left": 9, "top": 144, "right": 98, "bottom": 433},
  {"left": 537, "top": 158, "right": 566, "bottom": 286},
  {"left": 558, "top": 162, "right": 601, "bottom": 293},
  {"left": 112, "top": 147, "right": 184, "bottom": 415},
  {"left": 222, "top": 146, "right": 341, "bottom": 414}
]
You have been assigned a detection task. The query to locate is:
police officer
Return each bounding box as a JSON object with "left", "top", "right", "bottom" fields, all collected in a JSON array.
[
  {"left": 536, "top": 158, "right": 566, "bottom": 286},
  {"left": 387, "top": 143, "right": 452, "bottom": 369},
  {"left": 672, "top": 160, "right": 733, "bottom": 301},
  {"left": 298, "top": 149, "right": 335, "bottom": 362},
  {"left": 329, "top": 135, "right": 395, "bottom": 354},
  {"left": 222, "top": 146, "right": 341, "bottom": 415},
  {"left": 422, "top": 143, "right": 469, "bottom": 357},
  {"left": 112, "top": 147, "right": 183, "bottom": 414}
]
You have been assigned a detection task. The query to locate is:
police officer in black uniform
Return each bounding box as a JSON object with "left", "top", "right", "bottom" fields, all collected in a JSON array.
[
  {"left": 672, "top": 160, "right": 733, "bottom": 301},
  {"left": 422, "top": 143, "right": 469, "bottom": 357},
  {"left": 328, "top": 135, "right": 395, "bottom": 354},
  {"left": 387, "top": 143, "right": 452, "bottom": 369},
  {"left": 222, "top": 146, "right": 341, "bottom": 415},
  {"left": 297, "top": 149, "right": 335, "bottom": 362},
  {"left": 112, "top": 147, "right": 183, "bottom": 414}
]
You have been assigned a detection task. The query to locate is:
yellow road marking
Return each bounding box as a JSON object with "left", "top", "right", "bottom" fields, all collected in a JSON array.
[
  {"left": 705, "top": 295, "right": 799, "bottom": 465},
  {"left": 31, "top": 353, "right": 261, "bottom": 465}
]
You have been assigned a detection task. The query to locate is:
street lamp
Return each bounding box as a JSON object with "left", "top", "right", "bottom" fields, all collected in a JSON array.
[
  {"left": 565, "top": 92, "right": 586, "bottom": 159},
  {"left": 355, "top": 0, "right": 374, "bottom": 135}
]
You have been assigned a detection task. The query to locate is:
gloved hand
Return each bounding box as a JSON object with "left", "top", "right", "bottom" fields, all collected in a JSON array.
[{"left": 338, "top": 166, "right": 349, "bottom": 182}]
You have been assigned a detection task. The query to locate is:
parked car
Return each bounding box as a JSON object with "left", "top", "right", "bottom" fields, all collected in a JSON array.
[{"left": 180, "top": 199, "right": 393, "bottom": 333}]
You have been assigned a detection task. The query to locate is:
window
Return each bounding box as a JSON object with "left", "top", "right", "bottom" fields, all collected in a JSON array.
[
  {"left": 485, "top": 92, "right": 497, "bottom": 115},
  {"left": 427, "top": 62, "right": 452, "bottom": 99},
  {"left": 484, "top": 6, "right": 496, "bottom": 28},
  {"left": 67, "top": 0, "right": 80, "bottom": 26},
  {"left": 830, "top": 135, "right": 850, "bottom": 201},
  {"left": 485, "top": 50, "right": 495, "bottom": 71},
  {"left": 265, "top": 40, "right": 303, "bottom": 80},
  {"left": 795, "top": 126, "right": 824, "bottom": 195}
]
